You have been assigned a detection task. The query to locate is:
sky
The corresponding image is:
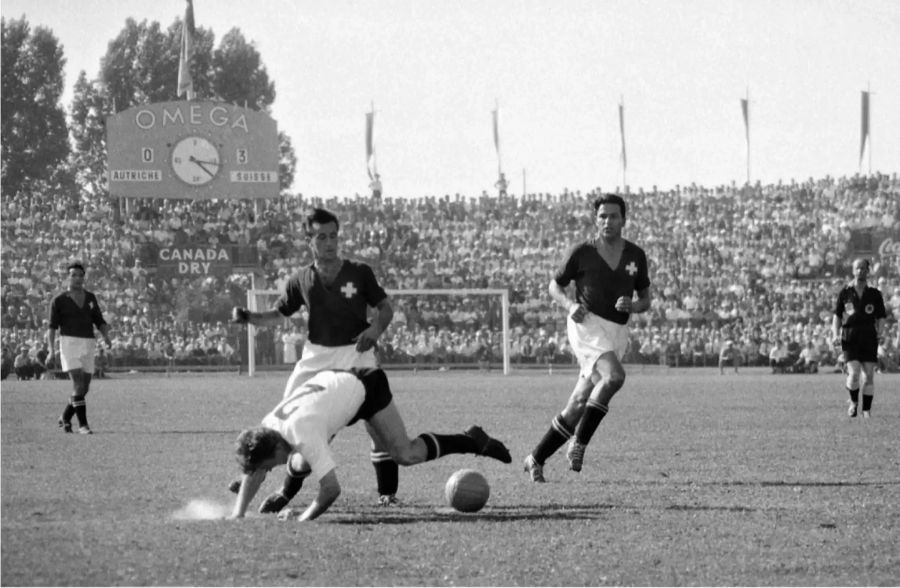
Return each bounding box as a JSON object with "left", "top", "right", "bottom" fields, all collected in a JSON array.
[{"left": 3, "top": 0, "right": 899, "bottom": 199}]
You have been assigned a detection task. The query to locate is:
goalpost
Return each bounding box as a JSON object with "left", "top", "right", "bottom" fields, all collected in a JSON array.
[{"left": 246, "top": 287, "right": 510, "bottom": 376}]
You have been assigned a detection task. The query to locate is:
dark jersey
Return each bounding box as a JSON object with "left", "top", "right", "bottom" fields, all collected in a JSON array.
[
  {"left": 48, "top": 290, "right": 107, "bottom": 339},
  {"left": 276, "top": 260, "right": 388, "bottom": 347},
  {"left": 554, "top": 239, "right": 650, "bottom": 325},
  {"left": 833, "top": 284, "right": 887, "bottom": 332}
]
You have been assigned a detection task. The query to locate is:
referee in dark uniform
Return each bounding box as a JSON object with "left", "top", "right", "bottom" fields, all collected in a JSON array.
[
  {"left": 47, "top": 263, "right": 112, "bottom": 434},
  {"left": 831, "top": 258, "right": 887, "bottom": 418}
]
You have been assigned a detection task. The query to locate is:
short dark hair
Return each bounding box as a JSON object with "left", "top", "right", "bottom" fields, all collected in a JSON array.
[
  {"left": 304, "top": 208, "right": 340, "bottom": 237},
  {"left": 592, "top": 194, "right": 627, "bottom": 220},
  {"left": 67, "top": 262, "right": 86, "bottom": 274},
  {"left": 234, "top": 427, "right": 288, "bottom": 474}
]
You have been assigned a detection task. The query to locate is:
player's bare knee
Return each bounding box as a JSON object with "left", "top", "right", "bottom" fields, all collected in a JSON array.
[
  {"left": 846, "top": 371, "right": 860, "bottom": 390},
  {"left": 564, "top": 394, "right": 587, "bottom": 416},
  {"left": 603, "top": 371, "right": 626, "bottom": 392}
]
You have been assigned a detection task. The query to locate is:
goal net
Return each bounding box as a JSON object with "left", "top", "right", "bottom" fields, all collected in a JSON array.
[{"left": 246, "top": 288, "right": 510, "bottom": 376}]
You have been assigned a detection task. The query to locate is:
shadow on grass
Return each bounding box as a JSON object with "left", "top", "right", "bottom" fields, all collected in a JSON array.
[
  {"left": 585, "top": 478, "right": 900, "bottom": 488},
  {"left": 328, "top": 502, "right": 618, "bottom": 525},
  {"left": 721, "top": 480, "right": 900, "bottom": 487}
]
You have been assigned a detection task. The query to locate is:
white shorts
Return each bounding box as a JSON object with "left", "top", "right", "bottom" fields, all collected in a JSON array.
[
  {"left": 282, "top": 342, "right": 377, "bottom": 398},
  {"left": 59, "top": 336, "right": 97, "bottom": 373},
  {"left": 567, "top": 312, "right": 629, "bottom": 378}
]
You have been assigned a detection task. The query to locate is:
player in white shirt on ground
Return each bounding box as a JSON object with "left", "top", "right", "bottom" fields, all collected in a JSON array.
[{"left": 229, "top": 368, "right": 511, "bottom": 521}]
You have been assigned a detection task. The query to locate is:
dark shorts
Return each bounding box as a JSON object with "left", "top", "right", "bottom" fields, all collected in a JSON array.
[
  {"left": 348, "top": 368, "right": 393, "bottom": 425},
  {"left": 841, "top": 327, "right": 878, "bottom": 363}
]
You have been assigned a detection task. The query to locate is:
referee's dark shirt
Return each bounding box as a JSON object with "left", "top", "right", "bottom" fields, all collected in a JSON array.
[
  {"left": 833, "top": 284, "right": 886, "bottom": 331},
  {"left": 48, "top": 291, "right": 107, "bottom": 339}
]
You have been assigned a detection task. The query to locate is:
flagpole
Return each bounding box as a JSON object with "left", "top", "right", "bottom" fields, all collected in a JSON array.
[
  {"left": 371, "top": 101, "right": 377, "bottom": 177},
  {"left": 868, "top": 82, "right": 872, "bottom": 175},
  {"left": 619, "top": 95, "right": 626, "bottom": 192},
  {"left": 494, "top": 98, "right": 502, "bottom": 176},
  {"left": 746, "top": 87, "right": 750, "bottom": 185}
]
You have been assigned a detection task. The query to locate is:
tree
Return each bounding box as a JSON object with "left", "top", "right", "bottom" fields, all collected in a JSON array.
[
  {"left": 68, "top": 72, "right": 109, "bottom": 198},
  {"left": 212, "top": 28, "right": 275, "bottom": 111},
  {"left": 1, "top": 16, "right": 69, "bottom": 198},
  {"left": 278, "top": 131, "right": 297, "bottom": 193},
  {"left": 99, "top": 17, "right": 214, "bottom": 111}
]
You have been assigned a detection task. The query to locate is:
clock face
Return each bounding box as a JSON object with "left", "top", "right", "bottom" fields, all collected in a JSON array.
[{"left": 170, "top": 136, "right": 221, "bottom": 186}]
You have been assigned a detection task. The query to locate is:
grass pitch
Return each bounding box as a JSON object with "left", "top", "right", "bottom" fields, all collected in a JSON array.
[{"left": 2, "top": 367, "right": 899, "bottom": 586}]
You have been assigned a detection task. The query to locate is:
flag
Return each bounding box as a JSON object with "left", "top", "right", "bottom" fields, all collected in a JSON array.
[
  {"left": 492, "top": 104, "right": 501, "bottom": 173},
  {"left": 860, "top": 91, "right": 869, "bottom": 166},
  {"left": 492, "top": 108, "right": 500, "bottom": 154},
  {"left": 177, "top": 0, "right": 195, "bottom": 98},
  {"left": 741, "top": 98, "right": 749, "bottom": 146},
  {"left": 619, "top": 100, "right": 627, "bottom": 171},
  {"left": 365, "top": 109, "right": 376, "bottom": 180}
]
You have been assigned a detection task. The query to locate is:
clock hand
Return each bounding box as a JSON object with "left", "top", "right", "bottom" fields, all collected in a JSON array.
[
  {"left": 190, "top": 156, "right": 220, "bottom": 166},
  {"left": 189, "top": 156, "right": 218, "bottom": 178}
]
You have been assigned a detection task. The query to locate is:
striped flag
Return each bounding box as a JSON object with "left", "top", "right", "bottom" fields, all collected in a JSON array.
[
  {"left": 365, "top": 109, "right": 376, "bottom": 180},
  {"left": 860, "top": 91, "right": 869, "bottom": 166},
  {"left": 619, "top": 100, "right": 627, "bottom": 171},
  {"left": 177, "top": 0, "right": 195, "bottom": 98}
]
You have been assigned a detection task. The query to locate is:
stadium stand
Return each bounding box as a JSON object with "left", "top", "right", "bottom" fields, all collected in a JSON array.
[{"left": 2, "top": 173, "right": 898, "bottom": 374}]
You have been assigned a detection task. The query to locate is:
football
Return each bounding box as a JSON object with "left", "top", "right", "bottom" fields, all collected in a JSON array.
[{"left": 444, "top": 469, "right": 490, "bottom": 513}]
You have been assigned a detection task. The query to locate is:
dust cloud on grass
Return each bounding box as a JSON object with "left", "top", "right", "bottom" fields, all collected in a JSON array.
[{"left": 171, "top": 498, "right": 230, "bottom": 520}]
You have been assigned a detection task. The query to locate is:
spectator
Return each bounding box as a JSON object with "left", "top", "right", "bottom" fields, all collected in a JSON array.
[
  {"left": 795, "top": 341, "right": 821, "bottom": 373},
  {"left": 14, "top": 346, "right": 34, "bottom": 380},
  {"left": 769, "top": 339, "right": 789, "bottom": 373},
  {"left": 718, "top": 340, "right": 740, "bottom": 374}
]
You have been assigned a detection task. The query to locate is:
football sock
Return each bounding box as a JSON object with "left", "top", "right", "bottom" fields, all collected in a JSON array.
[
  {"left": 532, "top": 414, "right": 573, "bottom": 464},
  {"left": 371, "top": 450, "right": 399, "bottom": 496},
  {"left": 71, "top": 395, "right": 88, "bottom": 428},
  {"left": 574, "top": 400, "right": 608, "bottom": 445},
  {"left": 417, "top": 433, "right": 475, "bottom": 461},
  {"left": 61, "top": 403, "right": 75, "bottom": 424},
  {"left": 280, "top": 472, "right": 307, "bottom": 501},
  {"left": 862, "top": 395, "right": 873, "bottom": 411},
  {"left": 847, "top": 388, "right": 859, "bottom": 404}
]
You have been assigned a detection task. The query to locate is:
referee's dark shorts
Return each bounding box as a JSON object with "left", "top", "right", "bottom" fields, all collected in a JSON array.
[{"left": 841, "top": 326, "right": 878, "bottom": 363}]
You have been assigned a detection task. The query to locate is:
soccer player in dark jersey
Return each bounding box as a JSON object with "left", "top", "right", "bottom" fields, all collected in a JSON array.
[
  {"left": 228, "top": 368, "right": 511, "bottom": 521},
  {"left": 831, "top": 257, "right": 887, "bottom": 418},
  {"left": 47, "top": 263, "right": 112, "bottom": 434},
  {"left": 524, "top": 194, "right": 651, "bottom": 481},
  {"left": 231, "top": 208, "right": 399, "bottom": 509}
]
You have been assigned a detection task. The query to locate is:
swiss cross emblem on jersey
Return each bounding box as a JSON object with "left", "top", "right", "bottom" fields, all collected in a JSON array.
[
  {"left": 340, "top": 282, "right": 358, "bottom": 299},
  {"left": 625, "top": 261, "right": 638, "bottom": 276}
]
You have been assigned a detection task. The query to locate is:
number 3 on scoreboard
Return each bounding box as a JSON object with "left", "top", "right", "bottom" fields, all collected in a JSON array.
[{"left": 236, "top": 148, "right": 249, "bottom": 165}]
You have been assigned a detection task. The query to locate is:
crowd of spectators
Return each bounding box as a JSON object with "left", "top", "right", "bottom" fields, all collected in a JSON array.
[{"left": 2, "top": 172, "right": 899, "bottom": 376}]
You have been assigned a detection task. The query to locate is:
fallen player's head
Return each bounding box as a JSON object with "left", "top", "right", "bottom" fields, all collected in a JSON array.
[{"left": 235, "top": 427, "right": 291, "bottom": 473}]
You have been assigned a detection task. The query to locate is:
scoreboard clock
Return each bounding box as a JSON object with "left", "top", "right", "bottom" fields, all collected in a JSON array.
[
  {"left": 170, "top": 135, "right": 222, "bottom": 186},
  {"left": 107, "top": 101, "right": 280, "bottom": 200}
]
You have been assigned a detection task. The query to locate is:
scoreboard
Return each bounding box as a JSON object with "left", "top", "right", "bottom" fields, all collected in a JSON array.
[{"left": 106, "top": 101, "right": 280, "bottom": 200}]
